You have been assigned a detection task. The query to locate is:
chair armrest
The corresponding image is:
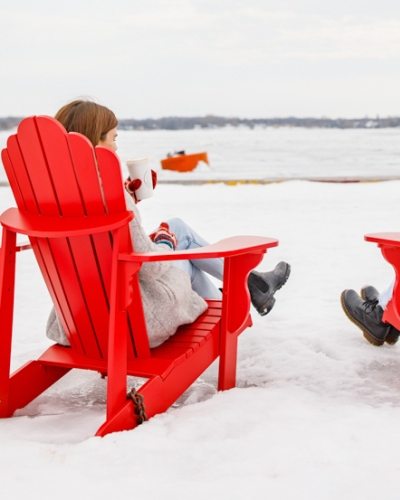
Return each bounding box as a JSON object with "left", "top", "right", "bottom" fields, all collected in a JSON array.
[
  {"left": 0, "top": 208, "right": 133, "bottom": 237},
  {"left": 119, "top": 235, "right": 278, "bottom": 263},
  {"left": 365, "top": 233, "right": 400, "bottom": 247}
]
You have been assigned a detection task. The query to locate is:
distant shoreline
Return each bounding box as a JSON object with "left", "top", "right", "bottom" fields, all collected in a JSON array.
[
  {"left": 1, "top": 115, "right": 400, "bottom": 131},
  {"left": 3, "top": 177, "right": 400, "bottom": 188}
]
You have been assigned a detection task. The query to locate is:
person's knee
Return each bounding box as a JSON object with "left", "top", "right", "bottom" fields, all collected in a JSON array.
[
  {"left": 168, "top": 217, "right": 184, "bottom": 228},
  {"left": 167, "top": 218, "right": 188, "bottom": 236}
]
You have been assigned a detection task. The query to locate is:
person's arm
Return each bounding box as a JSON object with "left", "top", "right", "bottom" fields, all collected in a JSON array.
[{"left": 125, "top": 192, "right": 174, "bottom": 282}]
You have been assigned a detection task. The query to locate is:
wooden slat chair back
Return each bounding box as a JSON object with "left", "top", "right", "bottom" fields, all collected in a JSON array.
[
  {"left": 2, "top": 116, "right": 146, "bottom": 360},
  {"left": 0, "top": 116, "right": 279, "bottom": 436}
]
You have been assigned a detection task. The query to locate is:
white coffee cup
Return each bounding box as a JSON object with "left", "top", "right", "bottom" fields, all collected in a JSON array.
[{"left": 126, "top": 157, "right": 154, "bottom": 201}]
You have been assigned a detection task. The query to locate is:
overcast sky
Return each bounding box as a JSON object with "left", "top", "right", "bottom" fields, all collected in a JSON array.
[{"left": 1, "top": 0, "right": 400, "bottom": 119}]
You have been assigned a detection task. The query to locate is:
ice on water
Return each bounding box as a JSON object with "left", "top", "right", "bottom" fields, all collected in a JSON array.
[{"left": 1, "top": 126, "right": 400, "bottom": 182}]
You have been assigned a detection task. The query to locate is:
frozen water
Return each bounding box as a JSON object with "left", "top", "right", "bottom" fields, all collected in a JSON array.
[{"left": 1, "top": 126, "right": 400, "bottom": 184}]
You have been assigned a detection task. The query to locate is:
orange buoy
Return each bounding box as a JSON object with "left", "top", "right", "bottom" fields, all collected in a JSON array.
[{"left": 161, "top": 152, "right": 209, "bottom": 172}]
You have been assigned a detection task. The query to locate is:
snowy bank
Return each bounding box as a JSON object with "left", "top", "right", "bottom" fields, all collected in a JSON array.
[{"left": 1, "top": 180, "right": 400, "bottom": 500}]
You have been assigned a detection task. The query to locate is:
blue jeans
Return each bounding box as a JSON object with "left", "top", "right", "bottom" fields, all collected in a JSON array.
[{"left": 167, "top": 218, "right": 223, "bottom": 299}]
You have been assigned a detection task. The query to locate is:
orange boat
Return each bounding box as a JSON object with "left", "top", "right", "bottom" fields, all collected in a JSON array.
[{"left": 161, "top": 151, "right": 209, "bottom": 172}]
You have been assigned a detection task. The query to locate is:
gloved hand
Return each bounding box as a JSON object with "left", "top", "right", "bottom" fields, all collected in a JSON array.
[
  {"left": 149, "top": 222, "right": 178, "bottom": 251},
  {"left": 124, "top": 170, "right": 157, "bottom": 203}
]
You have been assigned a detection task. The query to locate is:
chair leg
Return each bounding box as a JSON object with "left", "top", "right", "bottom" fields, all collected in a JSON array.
[
  {"left": 218, "top": 252, "right": 265, "bottom": 391},
  {"left": 97, "top": 333, "right": 220, "bottom": 436},
  {"left": 0, "top": 229, "right": 69, "bottom": 417},
  {"left": 7, "top": 361, "right": 69, "bottom": 416},
  {"left": 0, "top": 229, "right": 17, "bottom": 417},
  {"left": 96, "top": 377, "right": 164, "bottom": 436},
  {"left": 95, "top": 399, "right": 136, "bottom": 437}
]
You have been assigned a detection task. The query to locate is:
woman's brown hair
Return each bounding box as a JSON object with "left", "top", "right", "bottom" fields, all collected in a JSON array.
[{"left": 54, "top": 100, "right": 118, "bottom": 147}]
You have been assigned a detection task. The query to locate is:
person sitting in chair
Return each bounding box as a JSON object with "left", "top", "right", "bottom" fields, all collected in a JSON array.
[
  {"left": 341, "top": 281, "right": 400, "bottom": 346},
  {"left": 47, "top": 99, "right": 291, "bottom": 348}
]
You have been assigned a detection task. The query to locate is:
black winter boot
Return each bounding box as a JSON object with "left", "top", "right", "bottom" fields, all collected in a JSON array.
[
  {"left": 341, "top": 289, "right": 393, "bottom": 346},
  {"left": 247, "top": 261, "right": 291, "bottom": 316},
  {"left": 360, "top": 285, "right": 400, "bottom": 345}
]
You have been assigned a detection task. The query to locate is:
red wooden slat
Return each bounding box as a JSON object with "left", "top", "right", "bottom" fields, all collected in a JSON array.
[
  {"left": 95, "top": 147, "right": 126, "bottom": 214},
  {"left": 125, "top": 313, "right": 137, "bottom": 359},
  {"left": 91, "top": 232, "right": 113, "bottom": 295},
  {"left": 202, "top": 307, "right": 221, "bottom": 317},
  {"left": 365, "top": 233, "right": 400, "bottom": 246},
  {"left": 0, "top": 229, "right": 17, "bottom": 417},
  {"left": 46, "top": 238, "right": 101, "bottom": 358},
  {"left": 179, "top": 324, "right": 216, "bottom": 332},
  {"left": 205, "top": 300, "right": 222, "bottom": 309},
  {"left": 68, "top": 133, "right": 107, "bottom": 216},
  {"left": 122, "top": 236, "right": 276, "bottom": 263},
  {"left": 151, "top": 345, "right": 191, "bottom": 363},
  {"left": 172, "top": 333, "right": 208, "bottom": 345},
  {"left": 0, "top": 209, "right": 132, "bottom": 238},
  {"left": 1, "top": 149, "right": 25, "bottom": 211},
  {"left": 29, "top": 238, "right": 82, "bottom": 353},
  {"left": 195, "top": 314, "right": 220, "bottom": 323},
  {"left": 35, "top": 117, "right": 84, "bottom": 216},
  {"left": 166, "top": 340, "right": 201, "bottom": 353},
  {"left": 16, "top": 118, "right": 59, "bottom": 216},
  {"left": 126, "top": 272, "right": 151, "bottom": 359},
  {"left": 186, "top": 316, "right": 220, "bottom": 327},
  {"left": 8, "top": 362, "right": 69, "bottom": 415},
  {"left": 3, "top": 135, "right": 39, "bottom": 214},
  {"left": 175, "top": 326, "right": 215, "bottom": 336},
  {"left": 67, "top": 235, "right": 110, "bottom": 356},
  {"left": 38, "top": 345, "right": 177, "bottom": 380}
]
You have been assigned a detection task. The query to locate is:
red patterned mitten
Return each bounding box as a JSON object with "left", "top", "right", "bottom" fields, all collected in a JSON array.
[
  {"left": 124, "top": 177, "right": 141, "bottom": 203},
  {"left": 124, "top": 170, "right": 158, "bottom": 203},
  {"left": 149, "top": 222, "right": 178, "bottom": 251},
  {"left": 151, "top": 170, "right": 157, "bottom": 189}
]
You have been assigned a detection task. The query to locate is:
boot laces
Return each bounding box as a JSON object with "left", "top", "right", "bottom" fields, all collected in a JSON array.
[{"left": 362, "top": 298, "right": 379, "bottom": 313}]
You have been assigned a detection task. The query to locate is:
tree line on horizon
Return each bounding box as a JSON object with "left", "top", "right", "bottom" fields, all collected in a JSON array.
[{"left": 1, "top": 115, "right": 400, "bottom": 131}]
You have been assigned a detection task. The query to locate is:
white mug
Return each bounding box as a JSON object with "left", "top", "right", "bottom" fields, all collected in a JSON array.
[{"left": 126, "top": 157, "right": 154, "bottom": 201}]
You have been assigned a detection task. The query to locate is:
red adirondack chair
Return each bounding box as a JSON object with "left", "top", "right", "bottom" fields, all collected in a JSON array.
[
  {"left": 0, "top": 116, "right": 279, "bottom": 436},
  {"left": 365, "top": 233, "right": 400, "bottom": 330}
]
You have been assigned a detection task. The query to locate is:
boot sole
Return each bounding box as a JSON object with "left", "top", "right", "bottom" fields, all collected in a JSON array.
[
  {"left": 360, "top": 287, "right": 399, "bottom": 345},
  {"left": 341, "top": 290, "right": 384, "bottom": 346},
  {"left": 256, "top": 263, "right": 291, "bottom": 316},
  {"left": 258, "top": 296, "right": 275, "bottom": 316}
]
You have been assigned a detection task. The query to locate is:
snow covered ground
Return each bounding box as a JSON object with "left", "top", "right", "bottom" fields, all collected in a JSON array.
[
  {"left": 1, "top": 127, "right": 400, "bottom": 499},
  {"left": 0, "top": 123, "right": 400, "bottom": 500}
]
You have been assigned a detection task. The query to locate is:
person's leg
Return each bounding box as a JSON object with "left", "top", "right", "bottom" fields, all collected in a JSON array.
[
  {"left": 361, "top": 283, "right": 400, "bottom": 345},
  {"left": 341, "top": 282, "right": 400, "bottom": 346},
  {"left": 173, "top": 259, "right": 222, "bottom": 299},
  {"left": 247, "top": 262, "right": 291, "bottom": 316},
  {"left": 378, "top": 280, "right": 394, "bottom": 309},
  {"left": 167, "top": 218, "right": 223, "bottom": 280},
  {"left": 168, "top": 218, "right": 291, "bottom": 315}
]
